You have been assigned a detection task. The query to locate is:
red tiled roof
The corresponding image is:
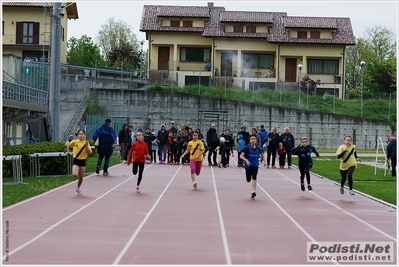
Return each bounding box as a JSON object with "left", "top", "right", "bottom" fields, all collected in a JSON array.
[
  {"left": 283, "top": 16, "right": 338, "bottom": 29},
  {"left": 220, "top": 11, "right": 273, "bottom": 23},
  {"left": 2, "top": 2, "right": 79, "bottom": 19},
  {"left": 157, "top": 5, "right": 210, "bottom": 18},
  {"left": 140, "top": 4, "right": 355, "bottom": 45}
]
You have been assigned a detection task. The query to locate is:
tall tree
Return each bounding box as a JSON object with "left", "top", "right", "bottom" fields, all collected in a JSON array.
[
  {"left": 107, "top": 42, "right": 142, "bottom": 72},
  {"left": 345, "top": 25, "right": 397, "bottom": 98},
  {"left": 66, "top": 35, "right": 106, "bottom": 67},
  {"left": 96, "top": 17, "right": 139, "bottom": 58}
]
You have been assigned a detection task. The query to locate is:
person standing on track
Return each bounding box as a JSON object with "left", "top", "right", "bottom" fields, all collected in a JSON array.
[
  {"left": 292, "top": 137, "right": 319, "bottom": 192},
  {"left": 180, "top": 131, "right": 205, "bottom": 189},
  {"left": 67, "top": 129, "right": 93, "bottom": 195},
  {"left": 336, "top": 135, "right": 361, "bottom": 195},
  {"left": 127, "top": 131, "right": 151, "bottom": 193},
  {"left": 280, "top": 127, "right": 295, "bottom": 168},
  {"left": 240, "top": 134, "right": 266, "bottom": 199}
]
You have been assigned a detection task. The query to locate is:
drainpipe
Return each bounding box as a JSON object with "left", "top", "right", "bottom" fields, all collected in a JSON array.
[
  {"left": 342, "top": 46, "right": 346, "bottom": 99},
  {"left": 212, "top": 38, "right": 215, "bottom": 85},
  {"left": 277, "top": 44, "right": 281, "bottom": 85}
]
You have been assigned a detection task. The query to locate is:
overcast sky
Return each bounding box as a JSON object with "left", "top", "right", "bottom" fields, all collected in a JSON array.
[{"left": 68, "top": 0, "right": 398, "bottom": 49}]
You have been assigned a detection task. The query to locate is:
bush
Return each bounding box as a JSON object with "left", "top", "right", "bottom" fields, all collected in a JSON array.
[{"left": 2, "top": 140, "right": 95, "bottom": 177}]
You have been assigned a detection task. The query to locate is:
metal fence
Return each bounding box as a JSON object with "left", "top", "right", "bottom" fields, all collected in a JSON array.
[{"left": 2, "top": 81, "right": 48, "bottom": 106}]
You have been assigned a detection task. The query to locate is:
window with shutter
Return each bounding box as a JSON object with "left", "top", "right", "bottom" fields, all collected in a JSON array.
[
  {"left": 233, "top": 25, "right": 243, "bottom": 33},
  {"left": 310, "top": 31, "right": 320, "bottom": 39},
  {"left": 170, "top": 20, "right": 180, "bottom": 27},
  {"left": 246, "top": 26, "right": 256, "bottom": 33},
  {"left": 297, "top": 31, "right": 307, "bottom": 38},
  {"left": 183, "top": 21, "right": 193, "bottom": 27}
]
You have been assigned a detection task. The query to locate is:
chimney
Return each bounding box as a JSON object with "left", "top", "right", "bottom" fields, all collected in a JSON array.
[{"left": 208, "top": 2, "right": 214, "bottom": 7}]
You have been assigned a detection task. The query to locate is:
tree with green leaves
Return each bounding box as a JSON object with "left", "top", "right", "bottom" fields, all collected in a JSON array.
[
  {"left": 107, "top": 42, "right": 143, "bottom": 72},
  {"left": 96, "top": 17, "right": 139, "bottom": 58},
  {"left": 66, "top": 35, "right": 106, "bottom": 67},
  {"left": 345, "top": 25, "right": 397, "bottom": 99}
]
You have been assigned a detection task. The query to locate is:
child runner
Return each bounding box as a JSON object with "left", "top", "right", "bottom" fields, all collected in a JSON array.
[
  {"left": 336, "top": 135, "right": 361, "bottom": 195},
  {"left": 292, "top": 137, "right": 320, "bottom": 191},
  {"left": 67, "top": 129, "right": 93, "bottom": 195},
  {"left": 277, "top": 142, "right": 287, "bottom": 168},
  {"left": 180, "top": 131, "right": 205, "bottom": 189},
  {"left": 127, "top": 131, "right": 151, "bottom": 193},
  {"left": 240, "top": 134, "right": 266, "bottom": 198}
]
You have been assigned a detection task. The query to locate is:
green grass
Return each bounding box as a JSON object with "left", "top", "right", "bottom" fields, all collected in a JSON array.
[
  {"left": 148, "top": 84, "right": 396, "bottom": 122},
  {"left": 309, "top": 156, "right": 396, "bottom": 205},
  {"left": 2, "top": 154, "right": 396, "bottom": 207},
  {"left": 2, "top": 156, "right": 121, "bottom": 208}
]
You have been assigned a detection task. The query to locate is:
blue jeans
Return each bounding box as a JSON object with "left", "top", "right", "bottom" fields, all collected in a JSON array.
[
  {"left": 97, "top": 155, "right": 110, "bottom": 173},
  {"left": 159, "top": 145, "right": 167, "bottom": 162}
]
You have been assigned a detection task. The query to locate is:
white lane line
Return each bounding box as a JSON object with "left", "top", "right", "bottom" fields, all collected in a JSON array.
[
  {"left": 256, "top": 183, "right": 338, "bottom": 265},
  {"left": 2, "top": 168, "right": 142, "bottom": 261},
  {"left": 3, "top": 164, "right": 123, "bottom": 211},
  {"left": 273, "top": 170, "right": 397, "bottom": 242},
  {"left": 112, "top": 165, "right": 183, "bottom": 265},
  {"left": 210, "top": 166, "right": 232, "bottom": 265}
]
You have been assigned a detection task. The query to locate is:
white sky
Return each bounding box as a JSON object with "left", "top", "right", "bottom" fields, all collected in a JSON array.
[{"left": 68, "top": 0, "right": 398, "bottom": 49}]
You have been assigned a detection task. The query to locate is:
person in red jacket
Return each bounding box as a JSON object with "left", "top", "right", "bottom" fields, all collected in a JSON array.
[{"left": 127, "top": 131, "right": 150, "bottom": 193}]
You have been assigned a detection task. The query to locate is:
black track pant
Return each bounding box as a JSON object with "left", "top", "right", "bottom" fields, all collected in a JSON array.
[
  {"left": 340, "top": 166, "right": 355, "bottom": 190},
  {"left": 132, "top": 162, "right": 145, "bottom": 186},
  {"left": 299, "top": 165, "right": 311, "bottom": 184}
]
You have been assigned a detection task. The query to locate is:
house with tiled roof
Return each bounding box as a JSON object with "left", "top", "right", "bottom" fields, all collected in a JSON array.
[
  {"left": 2, "top": 2, "right": 78, "bottom": 63},
  {"left": 140, "top": 2, "right": 355, "bottom": 96},
  {"left": 2, "top": 2, "right": 78, "bottom": 144}
]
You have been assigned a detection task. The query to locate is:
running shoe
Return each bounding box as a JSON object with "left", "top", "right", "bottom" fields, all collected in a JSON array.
[
  {"left": 349, "top": 190, "right": 355, "bottom": 195},
  {"left": 251, "top": 192, "right": 256, "bottom": 198},
  {"left": 266, "top": 165, "right": 270, "bottom": 168},
  {"left": 76, "top": 187, "right": 82, "bottom": 195},
  {"left": 340, "top": 187, "right": 344, "bottom": 195},
  {"left": 272, "top": 165, "right": 276, "bottom": 169},
  {"left": 136, "top": 186, "right": 140, "bottom": 193},
  {"left": 95, "top": 166, "right": 100, "bottom": 174},
  {"left": 193, "top": 182, "right": 197, "bottom": 189},
  {"left": 103, "top": 172, "right": 109, "bottom": 176},
  {"left": 300, "top": 183, "right": 305, "bottom": 191},
  {"left": 308, "top": 185, "right": 313, "bottom": 191}
]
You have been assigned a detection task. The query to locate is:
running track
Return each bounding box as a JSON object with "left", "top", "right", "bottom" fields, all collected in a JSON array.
[{"left": 2, "top": 157, "right": 397, "bottom": 265}]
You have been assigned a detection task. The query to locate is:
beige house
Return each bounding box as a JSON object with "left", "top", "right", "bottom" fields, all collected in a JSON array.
[
  {"left": 2, "top": 2, "right": 78, "bottom": 63},
  {"left": 140, "top": 2, "right": 355, "bottom": 97},
  {"left": 2, "top": 2, "right": 78, "bottom": 145}
]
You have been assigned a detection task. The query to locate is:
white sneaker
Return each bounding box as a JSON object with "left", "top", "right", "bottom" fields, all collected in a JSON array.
[
  {"left": 193, "top": 182, "right": 197, "bottom": 189},
  {"left": 136, "top": 186, "right": 140, "bottom": 193},
  {"left": 76, "top": 187, "right": 82, "bottom": 195},
  {"left": 349, "top": 190, "right": 355, "bottom": 195}
]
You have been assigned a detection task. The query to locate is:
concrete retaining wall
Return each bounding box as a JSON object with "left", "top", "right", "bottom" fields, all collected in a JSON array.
[{"left": 93, "top": 89, "right": 391, "bottom": 149}]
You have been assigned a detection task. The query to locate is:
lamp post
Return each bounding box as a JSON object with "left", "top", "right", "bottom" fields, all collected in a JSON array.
[
  {"left": 360, "top": 61, "right": 365, "bottom": 117},
  {"left": 140, "top": 39, "right": 144, "bottom": 81},
  {"left": 297, "top": 64, "right": 303, "bottom": 104}
]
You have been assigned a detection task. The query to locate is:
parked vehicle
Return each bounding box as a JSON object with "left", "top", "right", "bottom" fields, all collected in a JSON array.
[{"left": 323, "top": 91, "right": 338, "bottom": 99}]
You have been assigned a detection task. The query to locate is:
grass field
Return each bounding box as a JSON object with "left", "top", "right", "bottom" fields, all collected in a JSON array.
[{"left": 2, "top": 154, "right": 396, "bottom": 207}]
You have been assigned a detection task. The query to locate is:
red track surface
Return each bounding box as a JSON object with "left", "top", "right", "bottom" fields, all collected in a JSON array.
[{"left": 2, "top": 158, "right": 397, "bottom": 265}]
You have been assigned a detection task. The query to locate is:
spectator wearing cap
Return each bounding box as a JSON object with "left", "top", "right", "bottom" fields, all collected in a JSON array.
[
  {"left": 386, "top": 135, "right": 397, "bottom": 176},
  {"left": 144, "top": 127, "right": 156, "bottom": 163},
  {"left": 157, "top": 124, "right": 169, "bottom": 164},
  {"left": 93, "top": 119, "right": 117, "bottom": 176}
]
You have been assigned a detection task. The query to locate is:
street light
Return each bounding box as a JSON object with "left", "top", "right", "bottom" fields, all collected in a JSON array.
[
  {"left": 360, "top": 60, "right": 365, "bottom": 117},
  {"left": 140, "top": 39, "right": 145, "bottom": 80},
  {"left": 297, "top": 64, "right": 303, "bottom": 104}
]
